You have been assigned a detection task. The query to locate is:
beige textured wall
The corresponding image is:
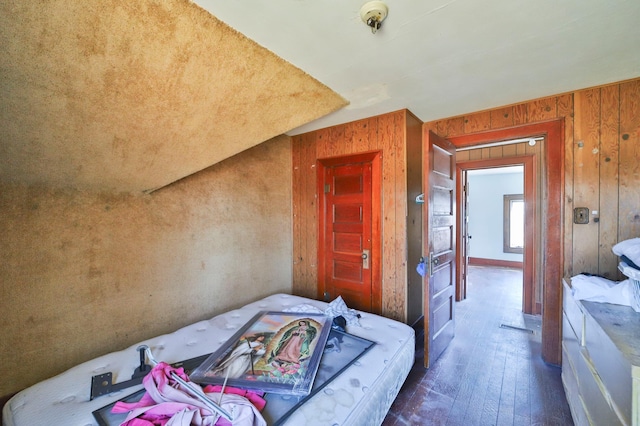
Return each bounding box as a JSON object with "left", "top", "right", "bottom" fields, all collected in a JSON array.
[
  {"left": 0, "top": 136, "right": 292, "bottom": 397},
  {"left": 0, "top": 0, "right": 346, "bottom": 192}
]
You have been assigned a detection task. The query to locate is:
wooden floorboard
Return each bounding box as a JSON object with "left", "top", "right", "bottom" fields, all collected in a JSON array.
[{"left": 383, "top": 266, "right": 573, "bottom": 426}]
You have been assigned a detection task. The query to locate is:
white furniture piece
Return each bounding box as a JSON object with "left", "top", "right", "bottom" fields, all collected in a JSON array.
[
  {"left": 3, "top": 293, "right": 414, "bottom": 426},
  {"left": 562, "top": 278, "right": 640, "bottom": 425}
]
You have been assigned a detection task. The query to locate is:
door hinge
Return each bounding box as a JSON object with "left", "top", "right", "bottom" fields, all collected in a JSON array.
[{"left": 324, "top": 184, "right": 331, "bottom": 193}]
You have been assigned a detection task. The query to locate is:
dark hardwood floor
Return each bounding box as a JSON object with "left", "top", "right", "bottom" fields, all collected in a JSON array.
[{"left": 382, "top": 266, "right": 573, "bottom": 426}]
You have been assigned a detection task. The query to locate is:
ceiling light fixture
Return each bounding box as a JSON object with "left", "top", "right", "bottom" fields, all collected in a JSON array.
[{"left": 360, "top": 1, "right": 388, "bottom": 34}]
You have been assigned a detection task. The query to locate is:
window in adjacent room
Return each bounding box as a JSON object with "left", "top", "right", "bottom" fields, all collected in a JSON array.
[{"left": 504, "top": 194, "right": 524, "bottom": 254}]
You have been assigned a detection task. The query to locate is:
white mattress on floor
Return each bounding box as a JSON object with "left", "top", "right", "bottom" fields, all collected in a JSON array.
[{"left": 3, "top": 293, "right": 415, "bottom": 426}]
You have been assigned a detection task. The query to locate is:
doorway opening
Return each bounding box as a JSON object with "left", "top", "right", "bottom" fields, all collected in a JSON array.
[
  {"left": 443, "top": 119, "right": 564, "bottom": 365},
  {"left": 456, "top": 153, "right": 537, "bottom": 315},
  {"left": 465, "top": 165, "right": 527, "bottom": 313}
]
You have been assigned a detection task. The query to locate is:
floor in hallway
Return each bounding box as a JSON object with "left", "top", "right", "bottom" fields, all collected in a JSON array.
[{"left": 382, "top": 266, "right": 573, "bottom": 426}]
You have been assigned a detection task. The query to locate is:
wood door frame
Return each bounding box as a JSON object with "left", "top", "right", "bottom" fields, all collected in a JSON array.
[
  {"left": 316, "top": 151, "right": 383, "bottom": 314},
  {"left": 456, "top": 155, "right": 536, "bottom": 314},
  {"left": 447, "top": 119, "right": 564, "bottom": 365}
]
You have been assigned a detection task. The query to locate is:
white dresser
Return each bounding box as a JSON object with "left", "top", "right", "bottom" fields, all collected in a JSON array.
[{"left": 562, "top": 278, "right": 640, "bottom": 425}]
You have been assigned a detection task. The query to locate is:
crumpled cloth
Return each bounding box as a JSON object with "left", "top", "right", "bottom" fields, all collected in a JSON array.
[
  {"left": 111, "top": 362, "right": 266, "bottom": 426},
  {"left": 324, "top": 296, "right": 361, "bottom": 326},
  {"left": 570, "top": 274, "right": 639, "bottom": 311},
  {"left": 284, "top": 296, "right": 361, "bottom": 327},
  {"left": 613, "top": 238, "right": 640, "bottom": 268}
]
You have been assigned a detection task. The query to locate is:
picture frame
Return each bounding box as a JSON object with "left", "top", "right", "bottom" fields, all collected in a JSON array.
[
  {"left": 189, "top": 311, "right": 332, "bottom": 396},
  {"left": 261, "top": 329, "right": 375, "bottom": 425},
  {"left": 92, "top": 329, "right": 373, "bottom": 426}
]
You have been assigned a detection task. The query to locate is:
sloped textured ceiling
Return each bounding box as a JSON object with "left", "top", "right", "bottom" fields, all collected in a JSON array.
[{"left": 0, "top": 0, "right": 347, "bottom": 192}]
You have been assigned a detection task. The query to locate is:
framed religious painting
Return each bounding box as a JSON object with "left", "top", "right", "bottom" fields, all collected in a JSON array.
[
  {"left": 189, "top": 311, "right": 331, "bottom": 395},
  {"left": 261, "top": 329, "right": 376, "bottom": 425}
]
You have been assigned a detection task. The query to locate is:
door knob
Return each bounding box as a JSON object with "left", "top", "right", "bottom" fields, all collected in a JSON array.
[{"left": 362, "top": 249, "right": 370, "bottom": 269}]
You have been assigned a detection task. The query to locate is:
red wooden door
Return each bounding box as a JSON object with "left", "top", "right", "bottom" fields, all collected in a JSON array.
[{"left": 320, "top": 160, "right": 373, "bottom": 312}]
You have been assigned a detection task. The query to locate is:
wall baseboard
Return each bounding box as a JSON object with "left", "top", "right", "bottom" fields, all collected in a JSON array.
[{"left": 469, "top": 257, "right": 523, "bottom": 270}]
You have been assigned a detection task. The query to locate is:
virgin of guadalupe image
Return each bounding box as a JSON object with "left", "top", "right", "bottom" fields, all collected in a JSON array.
[
  {"left": 268, "top": 319, "right": 317, "bottom": 366},
  {"left": 207, "top": 334, "right": 267, "bottom": 379}
]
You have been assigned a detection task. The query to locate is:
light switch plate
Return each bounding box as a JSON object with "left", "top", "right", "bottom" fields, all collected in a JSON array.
[{"left": 573, "top": 207, "right": 589, "bottom": 224}]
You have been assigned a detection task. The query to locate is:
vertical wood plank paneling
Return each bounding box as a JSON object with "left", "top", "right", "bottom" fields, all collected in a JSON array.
[
  {"left": 291, "top": 136, "right": 303, "bottom": 294},
  {"left": 293, "top": 135, "right": 307, "bottom": 296},
  {"left": 330, "top": 124, "right": 346, "bottom": 157},
  {"left": 299, "top": 135, "right": 312, "bottom": 296},
  {"left": 491, "top": 107, "right": 514, "bottom": 129},
  {"left": 464, "top": 111, "right": 491, "bottom": 133},
  {"left": 352, "top": 119, "right": 370, "bottom": 153},
  {"left": 367, "top": 116, "right": 379, "bottom": 151},
  {"left": 443, "top": 117, "right": 466, "bottom": 137},
  {"left": 527, "top": 97, "right": 557, "bottom": 123},
  {"left": 502, "top": 144, "right": 517, "bottom": 157},
  {"left": 513, "top": 103, "right": 528, "bottom": 125},
  {"left": 424, "top": 120, "right": 438, "bottom": 135},
  {"left": 599, "top": 85, "right": 620, "bottom": 278},
  {"left": 394, "top": 112, "right": 408, "bottom": 321},
  {"left": 619, "top": 81, "right": 640, "bottom": 241},
  {"left": 572, "top": 89, "right": 601, "bottom": 275},
  {"left": 315, "top": 127, "right": 332, "bottom": 159},
  {"left": 557, "top": 94, "right": 574, "bottom": 278},
  {"left": 489, "top": 146, "right": 503, "bottom": 158},
  {"left": 469, "top": 149, "right": 482, "bottom": 161},
  {"left": 307, "top": 134, "right": 319, "bottom": 297},
  {"left": 342, "top": 121, "right": 356, "bottom": 156},
  {"left": 457, "top": 150, "right": 470, "bottom": 162},
  {"left": 302, "top": 133, "right": 317, "bottom": 297},
  {"left": 379, "top": 113, "right": 399, "bottom": 318},
  {"left": 515, "top": 143, "right": 528, "bottom": 156},
  {"left": 348, "top": 121, "right": 358, "bottom": 155}
]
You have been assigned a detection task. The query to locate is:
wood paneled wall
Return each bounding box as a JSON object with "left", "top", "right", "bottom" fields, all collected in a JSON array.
[
  {"left": 292, "top": 110, "right": 422, "bottom": 322},
  {"left": 292, "top": 78, "right": 639, "bottom": 327},
  {"left": 425, "top": 78, "right": 640, "bottom": 281}
]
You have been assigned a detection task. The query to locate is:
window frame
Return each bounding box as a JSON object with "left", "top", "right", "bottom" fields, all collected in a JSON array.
[{"left": 503, "top": 194, "right": 524, "bottom": 254}]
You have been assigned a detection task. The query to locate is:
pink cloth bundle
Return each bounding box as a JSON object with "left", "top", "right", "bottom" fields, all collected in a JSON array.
[{"left": 112, "top": 362, "right": 266, "bottom": 426}]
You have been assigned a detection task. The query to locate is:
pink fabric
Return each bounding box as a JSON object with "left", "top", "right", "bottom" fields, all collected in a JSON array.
[{"left": 112, "top": 362, "right": 266, "bottom": 426}]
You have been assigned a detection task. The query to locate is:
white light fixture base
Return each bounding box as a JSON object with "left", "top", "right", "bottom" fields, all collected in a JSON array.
[{"left": 360, "top": 1, "right": 388, "bottom": 34}]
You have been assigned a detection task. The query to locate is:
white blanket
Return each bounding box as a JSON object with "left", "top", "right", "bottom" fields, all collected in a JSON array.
[{"left": 571, "top": 274, "right": 639, "bottom": 312}]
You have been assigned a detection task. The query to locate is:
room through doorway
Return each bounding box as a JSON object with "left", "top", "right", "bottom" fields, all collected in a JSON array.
[
  {"left": 456, "top": 152, "right": 537, "bottom": 316},
  {"left": 449, "top": 120, "right": 564, "bottom": 366},
  {"left": 466, "top": 166, "right": 525, "bottom": 312}
]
